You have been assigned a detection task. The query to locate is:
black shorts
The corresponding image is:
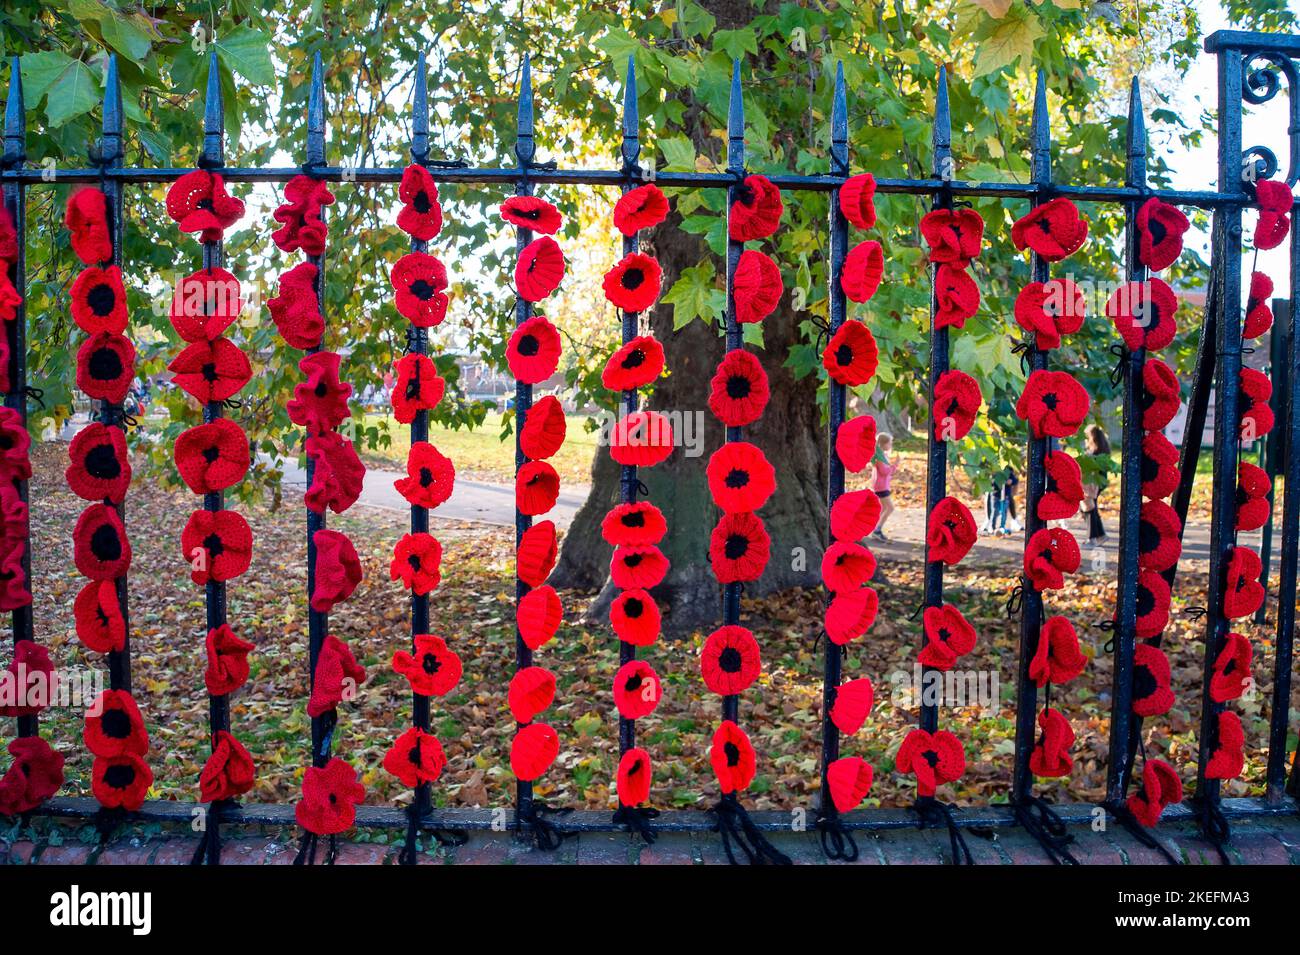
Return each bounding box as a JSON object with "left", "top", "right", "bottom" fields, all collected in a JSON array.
[{"left": 875, "top": 490, "right": 891, "bottom": 498}]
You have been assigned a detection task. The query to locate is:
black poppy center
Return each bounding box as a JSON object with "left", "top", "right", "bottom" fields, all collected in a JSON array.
[
  {"left": 622, "top": 268, "right": 645, "bottom": 290},
  {"left": 835, "top": 344, "right": 854, "bottom": 367},
  {"left": 726, "top": 375, "right": 751, "bottom": 399},
  {"left": 89, "top": 346, "right": 124, "bottom": 381},
  {"left": 88, "top": 282, "right": 117, "bottom": 317},
  {"left": 414, "top": 191, "right": 432, "bottom": 214},
  {"left": 1137, "top": 586, "right": 1155, "bottom": 617},
  {"left": 724, "top": 741, "right": 741, "bottom": 766},
  {"left": 1148, "top": 217, "right": 1168, "bottom": 246},
  {"left": 408, "top": 554, "right": 422, "bottom": 571},
  {"left": 518, "top": 334, "right": 540, "bottom": 357},
  {"left": 422, "top": 653, "right": 441, "bottom": 675},
  {"left": 622, "top": 553, "right": 644, "bottom": 568},
  {"left": 102, "top": 708, "right": 132, "bottom": 739},
  {"left": 85, "top": 443, "right": 121, "bottom": 480},
  {"left": 622, "top": 349, "right": 646, "bottom": 370},
  {"left": 419, "top": 467, "right": 434, "bottom": 487},
  {"left": 203, "top": 532, "right": 224, "bottom": 559},
  {"left": 624, "top": 673, "right": 644, "bottom": 693},
  {"left": 622, "top": 512, "right": 646, "bottom": 529},
  {"left": 724, "top": 534, "right": 749, "bottom": 560},
  {"left": 201, "top": 361, "right": 219, "bottom": 382},
  {"left": 409, "top": 279, "right": 436, "bottom": 300},
  {"left": 1041, "top": 391, "right": 1059, "bottom": 411},
  {"left": 104, "top": 764, "right": 136, "bottom": 789},
  {"left": 725, "top": 468, "right": 749, "bottom": 489},
  {"left": 922, "top": 750, "right": 940, "bottom": 768},
  {"left": 1141, "top": 454, "right": 1158, "bottom": 483},
  {"left": 623, "top": 597, "right": 644, "bottom": 618},
  {"left": 1139, "top": 519, "right": 1159, "bottom": 554},
  {"left": 91, "top": 524, "right": 122, "bottom": 561},
  {"left": 202, "top": 445, "right": 220, "bottom": 464},
  {"left": 718, "top": 646, "right": 743, "bottom": 673},
  {"left": 1133, "top": 663, "right": 1157, "bottom": 700}
]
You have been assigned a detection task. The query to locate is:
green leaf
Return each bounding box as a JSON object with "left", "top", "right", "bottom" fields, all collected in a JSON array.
[
  {"left": 44, "top": 59, "right": 100, "bottom": 128},
  {"left": 215, "top": 25, "right": 275, "bottom": 87},
  {"left": 973, "top": 6, "right": 1044, "bottom": 76},
  {"left": 657, "top": 135, "right": 695, "bottom": 171},
  {"left": 713, "top": 28, "right": 758, "bottom": 62},
  {"left": 663, "top": 262, "right": 724, "bottom": 329},
  {"left": 20, "top": 51, "right": 76, "bottom": 104},
  {"left": 595, "top": 27, "right": 641, "bottom": 70}
]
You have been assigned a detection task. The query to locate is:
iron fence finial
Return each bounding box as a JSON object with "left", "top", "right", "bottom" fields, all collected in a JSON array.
[
  {"left": 412, "top": 50, "right": 429, "bottom": 164},
  {"left": 202, "top": 50, "right": 223, "bottom": 168},
  {"left": 727, "top": 59, "right": 743, "bottom": 173},
  {"left": 621, "top": 55, "right": 639, "bottom": 169},
  {"left": 516, "top": 53, "right": 535, "bottom": 166},
  {"left": 1031, "top": 70, "right": 1049, "bottom": 187},
  {"left": 307, "top": 50, "right": 326, "bottom": 169},
  {"left": 933, "top": 65, "right": 951, "bottom": 179},
  {"left": 3, "top": 56, "right": 23, "bottom": 166}
]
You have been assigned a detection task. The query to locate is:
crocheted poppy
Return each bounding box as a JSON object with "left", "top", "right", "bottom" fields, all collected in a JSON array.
[
  {"left": 932, "top": 370, "right": 981, "bottom": 441},
  {"left": 829, "top": 678, "right": 874, "bottom": 735},
  {"left": 393, "top": 634, "right": 462, "bottom": 698},
  {"left": 601, "top": 501, "right": 667, "bottom": 546},
  {"left": 66, "top": 421, "right": 131, "bottom": 503},
  {"left": 1241, "top": 366, "right": 1272, "bottom": 404},
  {"left": 173, "top": 419, "right": 249, "bottom": 495},
  {"left": 515, "top": 237, "right": 565, "bottom": 301},
  {"left": 610, "top": 544, "right": 670, "bottom": 590},
  {"left": 918, "top": 604, "right": 977, "bottom": 671},
  {"left": 826, "top": 756, "right": 874, "bottom": 813},
  {"left": 896, "top": 728, "right": 965, "bottom": 797},
  {"left": 517, "top": 520, "right": 557, "bottom": 587},
  {"left": 733, "top": 249, "right": 783, "bottom": 321},
  {"left": 926, "top": 496, "right": 977, "bottom": 565},
  {"left": 1040, "top": 450, "right": 1084, "bottom": 520},
  {"left": 835, "top": 414, "right": 876, "bottom": 473},
  {"left": 920, "top": 207, "right": 984, "bottom": 266},
  {"left": 200, "top": 731, "right": 255, "bottom": 803},
  {"left": 76, "top": 332, "right": 135, "bottom": 404},
  {"left": 166, "top": 169, "right": 245, "bottom": 243},
  {"left": 0, "top": 205, "right": 15, "bottom": 264},
  {"left": 311, "top": 529, "right": 362, "bottom": 613},
  {"left": 0, "top": 541, "right": 29, "bottom": 613},
  {"left": 1132, "top": 643, "right": 1175, "bottom": 717},
  {"left": 610, "top": 588, "right": 661, "bottom": 646},
  {"left": 168, "top": 338, "right": 251, "bottom": 404},
  {"left": 1244, "top": 271, "right": 1274, "bottom": 338},
  {"left": 1135, "top": 570, "right": 1172, "bottom": 639},
  {"left": 83, "top": 689, "right": 147, "bottom": 757},
  {"left": 839, "top": 173, "right": 877, "bottom": 230},
  {"left": 304, "top": 431, "right": 365, "bottom": 515},
  {"left": 91, "top": 753, "right": 152, "bottom": 811},
  {"left": 1016, "top": 369, "right": 1090, "bottom": 439},
  {"left": 65, "top": 187, "right": 113, "bottom": 264},
  {"left": 272, "top": 175, "right": 334, "bottom": 256},
  {"left": 700, "top": 625, "right": 761, "bottom": 695},
  {"left": 506, "top": 315, "right": 562, "bottom": 384},
  {"left": 821, "top": 540, "right": 876, "bottom": 594},
  {"left": 205, "top": 623, "right": 253, "bottom": 696},
  {"left": 307, "top": 634, "right": 366, "bottom": 717},
  {"left": 392, "top": 353, "right": 446, "bottom": 425},
  {"left": 1224, "top": 546, "right": 1264, "bottom": 619},
  {"left": 1011, "top": 197, "right": 1088, "bottom": 261},
  {"left": 168, "top": 267, "right": 242, "bottom": 342},
  {"left": 1029, "top": 707, "right": 1075, "bottom": 778},
  {"left": 1237, "top": 461, "right": 1272, "bottom": 531},
  {"left": 708, "top": 349, "right": 770, "bottom": 427},
  {"left": 511, "top": 722, "right": 559, "bottom": 781},
  {"left": 1204, "top": 711, "right": 1246, "bottom": 780},
  {"left": 603, "top": 252, "right": 662, "bottom": 313},
  {"left": 1210, "top": 632, "right": 1253, "bottom": 704},
  {"left": 501, "top": 195, "right": 562, "bottom": 235},
  {"left": 288, "top": 352, "right": 352, "bottom": 436},
  {"left": 825, "top": 586, "right": 879, "bottom": 645},
  {"left": 0, "top": 273, "right": 19, "bottom": 325},
  {"left": 1241, "top": 398, "right": 1275, "bottom": 443},
  {"left": 390, "top": 252, "right": 450, "bottom": 327},
  {"left": 1024, "top": 527, "right": 1081, "bottom": 591},
  {"left": 0, "top": 737, "right": 64, "bottom": 817},
  {"left": 614, "top": 183, "right": 669, "bottom": 236},
  {"left": 706, "top": 441, "right": 775, "bottom": 514},
  {"left": 934, "top": 264, "right": 980, "bottom": 330},
  {"left": 268, "top": 263, "right": 324, "bottom": 350},
  {"left": 73, "top": 503, "right": 131, "bottom": 580},
  {"left": 1137, "top": 363, "right": 1179, "bottom": 436},
  {"left": 1014, "top": 278, "right": 1085, "bottom": 350},
  {"left": 728, "top": 175, "right": 783, "bottom": 242},
  {"left": 613, "top": 659, "right": 662, "bottom": 719},
  {"left": 603, "top": 335, "right": 665, "bottom": 392},
  {"left": 830, "top": 489, "right": 881, "bottom": 542},
  {"left": 70, "top": 265, "right": 128, "bottom": 335},
  {"left": 391, "top": 532, "right": 443, "bottom": 595},
  {"left": 181, "top": 509, "right": 251, "bottom": 584},
  {"left": 394, "top": 441, "right": 455, "bottom": 509},
  {"left": 1135, "top": 198, "right": 1190, "bottom": 271},
  {"left": 617, "top": 748, "right": 653, "bottom": 807},
  {"left": 1141, "top": 431, "right": 1180, "bottom": 501},
  {"left": 1253, "top": 178, "right": 1293, "bottom": 250},
  {"left": 1138, "top": 500, "right": 1182, "bottom": 572},
  {"left": 710, "top": 720, "right": 756, "bottom": 793},
  {"left": 516, "top": 460, "right": 560, "bottom": 516},
  {"left": 0, "top": 485, "right": 23, "bottom": 540},
  {"left": 1028, "top": 615, "right": 1087, "bottom": 687},
  {"left": 1106, "top": 278, "right": 1178, "bottom": 352},
  {"left": 383, "top": 727, "right": 446, "bottom": 788},
  {"left": 508, "top": 666, "right": 555, "bottom": 723},
  {"left": 73, "top": 580, "right": 125, "bottom": 654},
  {"left": 610, "top": 410, "right": 674, "bottom": 467},
  {"left": 0, "top": 642, "right": 51, "bottom": 717},
  {"left": 396, "top": 164, "right": 444, "bottom": 240},
  {"left": 822, "top": 320, "right": 878, "bottom": 386},
  {"left": 1127, "top": 759, "right": 1182, "bottom": 828},
  {"left": 296, "top": 758, "right": 365, "bottom": 836},
  {"left": 518, "top": 398, "right": 568, "bottom": 464},
  {"left": 709, "top": 511, "right": 770, "bottom": 583},
  {"left": 517, "top": 584, "right": 562, "bottom": 649}
]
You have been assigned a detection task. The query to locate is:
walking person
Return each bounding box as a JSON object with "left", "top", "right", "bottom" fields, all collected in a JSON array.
[
  {"left": 870, "top": 431, "right": 899, "bottom": 541},
  {"left": 1081, "top": 424, "right": 1111, "bottom": 544}
]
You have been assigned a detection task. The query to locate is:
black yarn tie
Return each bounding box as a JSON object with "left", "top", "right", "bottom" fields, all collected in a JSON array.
[
  {"left": 611, "top": 804, "right": 660, "bottom": 844},
  {"left": 710, "top": 793, "right": 792, "bottom": 865},
  {"left": 1005, "top": 582, "right": 1026, "bottom": 619},
  {"left": 220, "top": 397, "right": 243, "bottom": 411},
  {"left": 398, "top": 803, "right": 422, "bottom": 865},
  {"left": 22, "top": 386, "right": 44, "bottom": 410},
  {"left": 515, "top": 800, "right": 573, "bottom": 852},
  {"left": 299, "top": 160, "right": 326, "bottom": 178},
  {"left": 1096, "top": 619, "right": 1118, "bottom": 654},
  {"left": 188, "top": 800, "right": 227, "bottom": 866},
  {"left": 1184, "top": 605, "right": 1208, "bottom": 620},
  {"left": 1105, "top": 800, "right": 1182, "bottom": 865},
  {"left": 635, "top": 479, "right": 650, "bottom": 498},
  {"left": 1108, "top": 343, "right": 1128, "bottom": 387},
  {"left": 1009, "top": 339, "right": 1033, "bottom": 375},
  {"left": 907, "top": 602, "right": 925, "bottom": 622},
  {"left": 815, "top": 809, "right": 859, "bottom": 862},
  {"left": 912, "top": 797, "right": 973, "bottom": 865},
  {"left": 1195, "top": 797, "right": 1233, "bottom": 865},
  {"left": 88, "top": 141, "right": 124, "bottom": 169},
  {"left": 1011, "top": 794, "right": 1078, "bottom": 865},
  {"left": 428, "top": 158, "right": 469, "bottom": 169},
  {"left": 293, "top": 831, "right": 318, "bottom": 865}
]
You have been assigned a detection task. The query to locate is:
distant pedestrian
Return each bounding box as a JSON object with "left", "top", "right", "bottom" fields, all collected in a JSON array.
[
  {"left": 1081, "top": 424, "right": 1110, "bottom": 544},
  {"left": 870, "top": 431, "right": 898, "bottom": 540}
]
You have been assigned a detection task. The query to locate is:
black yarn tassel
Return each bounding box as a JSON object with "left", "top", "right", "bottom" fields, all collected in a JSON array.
[
  {"left": 816, "top": 810, "right": 859, "bottom": 862},
  {"left": 293, "top": 831, "right": 318, "bottom": 865},
  {"left": 1194, "top": 796, "right": 1233, "bottom": 865},
  {"left": 398, "top": 804, "right": 421, "bottom": 865},
  {"left": 188, "top": 802, "right": 224, "bottom": 866},
  {"left": 1106, "top": 801, "right": 1182, "bottom": 865},
  {"left": 711, "top": 794, "right": 792, "bottom": 866},
  {"left": 913, "top": 797, "right": 974, "bottom": 865},
  {"left": 515, "top": 800, "right": 572, "bottom": 851},
  {"left": 1011, "top": 795, "right": 1078, "bottom": 865},
  {"left": 612, "top": 804, "right": 659, "bottom": 844}
]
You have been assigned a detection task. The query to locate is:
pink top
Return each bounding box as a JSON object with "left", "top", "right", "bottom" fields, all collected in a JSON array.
[{"left": 872, "top": 456, "right": 893, "bottom": 492}]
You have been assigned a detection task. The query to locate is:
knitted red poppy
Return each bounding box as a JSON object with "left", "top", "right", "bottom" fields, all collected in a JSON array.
[
  {"left": 830, "top": 489, "right": 881, "bottom": 542},
  {"left": 168, "top": 267, "right": 242, "bottom": 342},
  {"left": 1253, "top": 178, "right": 1293, "bottom": 250},
  {"left": 826, "top": 756, "right": 874, "bottom": 813},
  {"left": 296, "top": 758, "right": 364, "bottom": 836},
  {"left": 390, "top": 532, "right": 443, "bottom": 595},
  {"left": 288, "top": 352, "right": 352, "bottom": 436},
  {"left": 272, "top": 175, "right": 334, "bottom": 255},
  {"left": 515, "top": 237, "right": 565, "bottom": 301},
  {"left": 520, "top": 396, "right": 567, "bottom": 461},
  {"left": 307, "top": 634, "right": 366, "bottom": 717},
  {"left": 610, "top": 588, "right": 661, "bottom": 646},
  {"left": 516, "top": 460, "right": 560, "bottom": 516},
  {"left": 617, "top": 747, "right": 653, "bottom": 807},
  {"left": 70, "top": 265, "right": 128, "bottom": 335},
  {"left": 517, "top": 520, "right": 557, "bottom": 587},
  {"left": 508, "top": 666, "right": 555, "bottom": 723},
  {"left": 73, "top": 502, "right": 131, "bottom": 581},
  {"left": 392, "top": 353, "right": 446, "bottom": 424},
  {"left": 304, "top": 431, "right": 365, "bottom": 515},
  {"left": 393, "top": 634, "right": 462, "bottom": 698},
  {"left": 932, "top": 370, "right": 981, "bottom": 441},
  {"left": 1204, "top": 711, "right": 1246, "bottom": 780},
  {"left": 610, "top": 544, "right": 670, "bottom": 590},
  {"left": 0, "top": 273, "right": 20, "bottom": 326},
  {"left": 728, "top": 175, "right": 783, "bottom": 242},
  {"left": 0, "top": 541, "right": 29, "bottom": 613},
  {"left": 710, "top": 720, "right": 756, "bottom": 793},
  {"left": 268, "top": 263, "right": 324, "bottom": 350},
  {"left": 1135, "top": 198, "right": 1189, "bottom": 271},
  {"left": 1040, "top": 450, "right": 1084, "bottom": 520},
  {"left": 1224, "top": 546, "right": 1264, "bottom": 619},
  {"left": 603, "top": 252, "right": 662, "bottom": 313},
  {"left": 511, "top": 722, "right": 559, "bottom": 781},
  {"left": 1141, "top": 431, "right": 1180, "bottom": 501},
  {"left": 390, "top": 252, "right": 450, "bottom": 328},
  {"left": 1016, "top": 369, "right": 1090, "bottom": 439},
  {"left": 166, "top": 169, "right": 245, "bottom": 243},
  {"left": 0, "top": 737, "right": 64, "bottom": 817},
  {"left": 1138, "top": 500, "right": 1182, "bottom": 573},
  {"left": 920, "top": 207, "right": 983, "bottom": 266},
  {"left": 1210, "top": 632, "right": 1253, "bottom": 703},
  {"left": 733, "top": 249, "right": 783, "bottom": 322},
  {"left": 934, "top": 264, "right": 980, "bottom": 330},
  {"left": 602, "top": 335, "right": 664, "bottom": 392},
  {"left": 0, "top": 641, "right": 50, "bottom": 717},
  {"left": 1244, "top": 271, "right": 1274, "bottom": 339},
  {"left": 200, "top": 730, "right": 255, "bottom": 803},
  {"left": 76, "top": 332, "right": 135, "bottom": 404},
  {"left": 822, "top": 540, "right": 876, "bottom": 595},
  {"left": 1024, "top": 527, "right": 1081, "bottom": 591},
  {"left": 918, "top": 604, "right": 977, "bottom": 671},
  {"left": 501, "top": 195, "right": 562, "bottom": 235},
  {"left": 1135, "top": 570, "right": 1172, "bottom": 639},
  {"left": 1241, "top": 398, "right": 1275, "bottom": 442},
  {"left": 83, "top": 689, "right": 147, "bottom": 757},
  {"left": 1028, "top": 615, "right": 1087, "bottom": 687},
  {"left": 896, "top": 728, "right": 965, "bottom": 797},
  {"left": 394, "top": 441, "right": 456, "bottom": 509},
  {"left": 0, "top": 205, "right": 15, "bottom": 264},
  {"left": 168, "top": 337, "right": 251, "bottom": 404},
  {"left": 1014, "top": 278, "right": 1085, "bottom": 350},
  {"left": 926, "top": 496, "right": 976, "bottom": 565},
  {"left": 840, "top": 174, "right": 877, "bottom": 230},
  {"left": 700, "top": 625, "right": 761, "bottom": 695},
  {"left": 173, "top": 419, "right": 249, "bottom": 495},
  {"left": 706, "top": 441, "right": 775, "bottom": 514},
  {"left": 1029, "top": 707, "right": 1075, "bottom": 778},
  {"left": 610, "top": 410, "right": 674, "bottom": 467},
  {"left": 73, "top": 580, "right": 125, "bottom": 654},
  {"left": 1237, "top": 461, "right": 1272, "bottom": 531},
  {"left": 1241, "top": 366, "right": 1272, "bottom": 404},
  {"left": 822, "top": 320, "right": 878, "bottom": 386},
  {"left": 708, "top": 349, "right": 770, "bottom": 426},
  {"left": 614, "top": 184, "right": 669, "bottom": 236},
  {"left": 311, "top": 529, "right": 362, "bottom": 613},
  {"left": 1011, "top": 197, "right": 1088, "bottom": 261},
  {"left": 1141, "top": 359, "right": 1181, "bottom": 432},
  {"left": 1131, "top": 643, "right": 1175, "bottom": 717},
  {"left": 601, "top": 501, "right": 667, "bottom": 546},
  {"left": 506, "top": 315, "right": 562, "bottom": 384},
  {"left": 1127, "top": 758, "right": 1182, "bottom": 827},
  {"left": 835, "top": 414, "right": 877, "bottom": 473},
  {"left": 181, "top": 508, "right": 251, "bottom": 584},
  {"left": 1106, "top": 278, "right": 1179, "bottom": 352},
  {"left": 91, "top": 753, "right": 152, "bottom": 811},
  {"left": 829, "top": 678, "right": 874, "bottom": 735},
  {"left": 0, "top": 485, "right": 23, "bottom": 540},
  {"left": 383, "top": 727, "right": 446, "bottom": 788},
  {"left": 613, "top": 659, "right": 662, "bottom": 719},
  {"left": 517, "top": 584, "right": 562, "bottom": 649},
  {"left": 205, "top": 623, "right": 253, "bottom": 696},
  {"left": 396, "top": 164, "right": 444, "bottom": 240},
  {"left": 709, "top": 510, "right": 770, "bottom": 583},
  {"left": 825, "top": 586, "right": 879, "bottom": 645},
  {"left": 65, "top": 187, "right": 113, "bottom": 264},
  {"left": 66, "top": 422, "right": 131, "bottom": 503}
]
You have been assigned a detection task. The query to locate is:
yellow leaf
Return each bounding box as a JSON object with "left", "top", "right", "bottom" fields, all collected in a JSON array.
[
  {"left": 975, "top": 9, "right": 1044, "bottom": 75},
  {"left": 970, "top": 0, "right": 1013, "bottom": 17}
]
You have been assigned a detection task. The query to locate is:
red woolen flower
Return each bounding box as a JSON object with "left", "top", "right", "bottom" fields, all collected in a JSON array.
[
  {"left": 1135, "top": 198, "right": 1190, "bottom": 271},
  {"left": 0, "top": 737, "right": 64, "bottom": 816},
  {"left": 521, "top": 395, "right": 568, "bottom": 460},
  {"left": 822, "top": 320, "right": 878, "bottom": 386},
  {"left": 1237, "top": 461, "right": 1272, "bottom": 531},
  {"left": 701, "top": 625, "right": 761, "bottom": 696},
  {"left": 734, "top": 249, "right": 783, "bottom": 322},
  {"left": 609, "top": 544, "right": 670, "bottom": 590},
  {"left": 0, "top": 204, "right": 15, "bottom": 262},
  {"left": 392, "top": 353, "right": 446, "bottom": 425},
  {"left": 1253, "top": 178, "right": 1293, "bottom": 250},
  {"left": 1204, "top": 711, "right": 1246, "bottom": 780},
  {"left": 829, "top": 678, "right": 874, "bottom": 735},
  {"left": 1127, "top": 759, "right": 1182, "bottom": 827},
  {"left": 73, "top": 580, "right": 126, "bottom": 654},
  {"left": 603, "top": 252, "right": 662, "bottom": 313},
  {"left": 296, "top": 758, "right": 365, "bottom": 836},
  {"left": 835, "top": 415, "right": 877, "bottom": 473},
  {"left": 1011, "top": 197, "right": 1088, "bottom": 261},
  {"left": 1016, "top": 369, "right": 1090, "bottom": 439},
  {"left": 205, "top": 623, "right": 253, "bottom": 696},
  {"left": 1024, "top": 527, "right": 1081, "bottom": 591},
  {"left": 517, "top": 520, "right": 558, "bottom": 587},
  {"left": 396, "top": 164, "right": 444, "bottom": 240},
  {"left": 822, "top": 540, "right": 876, "bottom": 594},
  {"left": 166, "top": 170, "right": 245, "bottom": 243},
  {"left": 1138, "top": 500, "right": 1182, "bottom": 572},
  {"left": 393, "top": 634, "right": 462, "bottom": 698},
  {"left": 288, "top": 352, "right": 352, "bottom": 435},
  {"left": 268, "top": 262, "right": 324, "bottom": 349},
  {"left": 610, "top": 410, "right": 675, "bottom": 467},
  {"left": 617, "top": 748, "right": 653, "bottom": 807},
  {"left": 0, "top": 272, "right": 20, "bottom": 326},
  {"left": 383, "top": 728, "right": 446, "bottom": 788},
  {"left": 173, "top": 419, "right": 249, "bottom": 495},
  {"left": 1240, "top": 366, "right": 1272, "bottom": 403},
  {"left": 602, "top": 335, "right": 664, "bottom": 391},
  {"left": 1014, "top": 278, "right": 1085, "bottom": 350},
  {"left": 708, "top": 349, "right": 770, "bottom": 426},
  {"left": 390, "top": 252, "right": 450, "bottom": 328},
  {"left": 181, "top": 509, "right": 251, "bottom": 584},
  {"left": 517, "top": 584, "right": 562, "bottom": 649},
  {"left": 614, "top": 183, "right": 669, "bottom": 235},
  {"left": 932, "top": 370, "right": 981, "bottom": 441},
  {"left": 391, "top": 532, "right": 443, "bottom": 595},
  {"left": 304, "top": 431, "right": 365, "bottom": 515},
  {"left": 1224, "top": 546, "right": 1264, "bottom": 619},
  {"left": 83, "top": 689, "right": 147, "bottom": 757},
  {"left": 825, "top": 586, "right": 879, "bottom": 645},
  {"left": 706, "top": 441, "right": 776, "bottom": 513},
  {"left": 1041, "top": 450, "right": 1084, "bottom": 520},
  {"left": 1132, "top": 643, "right": 1175, "bottom": 717},
  {"left": 1244, "top": 271, "right": 1274, "bottom": 338},
  {"left": 728, "top": 175, "right": 783, "bottom": 242},
  {"left": 613, "top": 659, "right": 662, "bottom": 719},
  {"left": 66, "top": 422, "right": 131, "bottom": 503},
  {"left": 0, "top": 409, "right": 29, "bottom": 485},
  {"left": 1210, "top": 632, "right": 1253, "bottom": 703},
  {"left": 506, "top": 315, "right": 562, "bottom": 384},
  {"left": 610, "top": 588, "right": 661, "bottom": 646},
  {"left": 168, "top": 337, "right": 251, "bottom": 404},
  {"left": 839, "top": 174, "right": 877, "bottom": 230},
  {"left": 830, "top": 489, "right": 881, "bottom": 542},
  {"left": 841, "top": 240, "right": 884, "bottom": 304},
  {"left": 272, "top": 175, "right": 334, "bottom": 255},
  {"left": 511, "top": 722, "right": 560, "bottom": 781},
  {"left": 394, "top": 441, "right": 455, "bottom": 509},
  {"left": 516, "top": 460, "right": 560, "bottom": 516},
  {"left": 1028, "top": 615, "right": 1087, "bottom": 687},
  {"left": 1029, "top": 707, "right": 1075, "bottom": 778},
  {"left": 508, "top": 666, "right": 555, "bottom": 723},
  {"left": 71, "top": 265, "right": 128, "bottom": 335},
  {"left": 501, "top": 195, "right": 562, "bottom": 235},
  {"left": 307, "top": 634, "right": 367, "bottom": 717},
  {"left": 934, "top": 264, "right": 980, "bottom": 329},
  {"left": 709, "top": 511, "right": 770, "bottom": 583},
  {"left": 926, "top": 496, "right": 976, "bottom": 565},
  {"left": 65, "top": 187, "right": 113, "bottom": 264},
  {"left": 311, "top": 529, "right": 362, "bottom": 613},
  {"left": 710, "top": 720, "right": 756, "bottom": 794},
  {"left": 1106, "top": 278, "right": 1179, "bottom": 351},
  {"left": 1142, "top": 431, "right": 1181, "bottom": 501},
  {"left": 1136, "top": 570, "right": 1172, "bottom": 639},
  {"left": 76, "top": 332, "right": 135, "bottom": 404},
  {"left": 0, "top": 541, "right": 31, "bottom": 614},
  {"left": 0, "top": 642, "right": 51, "bottom": 717},
  {"left": 200, "top": 731, "right": 256, "bottom": 803},
  {"left": 1142, "top": 358, "right": 1181, "bottom": 431},
  {"left": 918, "top": 604, "right": 977, "bottom": 671},
  {"left": 168, "top": 267, "right": 242, "bottom": 342},
  {"left": 73, "top": 502, "right": 131, "bottom": 580},
  {"left": 1241, "top": 398, "right": 1275, "bottom": 443},
  {"left": 91, "top": 753, "right": 152, "bottom": 811},
  {"left": 601, "top": 501, "right": 667, "bottom": 547},
  {"left": 896, "top": 729, "right": 965, "bottom": 797},
  {"left": 515, "top": 237, "right": 565, "bottom": 301},
  {"left": 827, "top": 756, "right": 874, "bottom": 812},
  {"left": 920, "top": 207, "right": 984, "bottom": 266}
]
